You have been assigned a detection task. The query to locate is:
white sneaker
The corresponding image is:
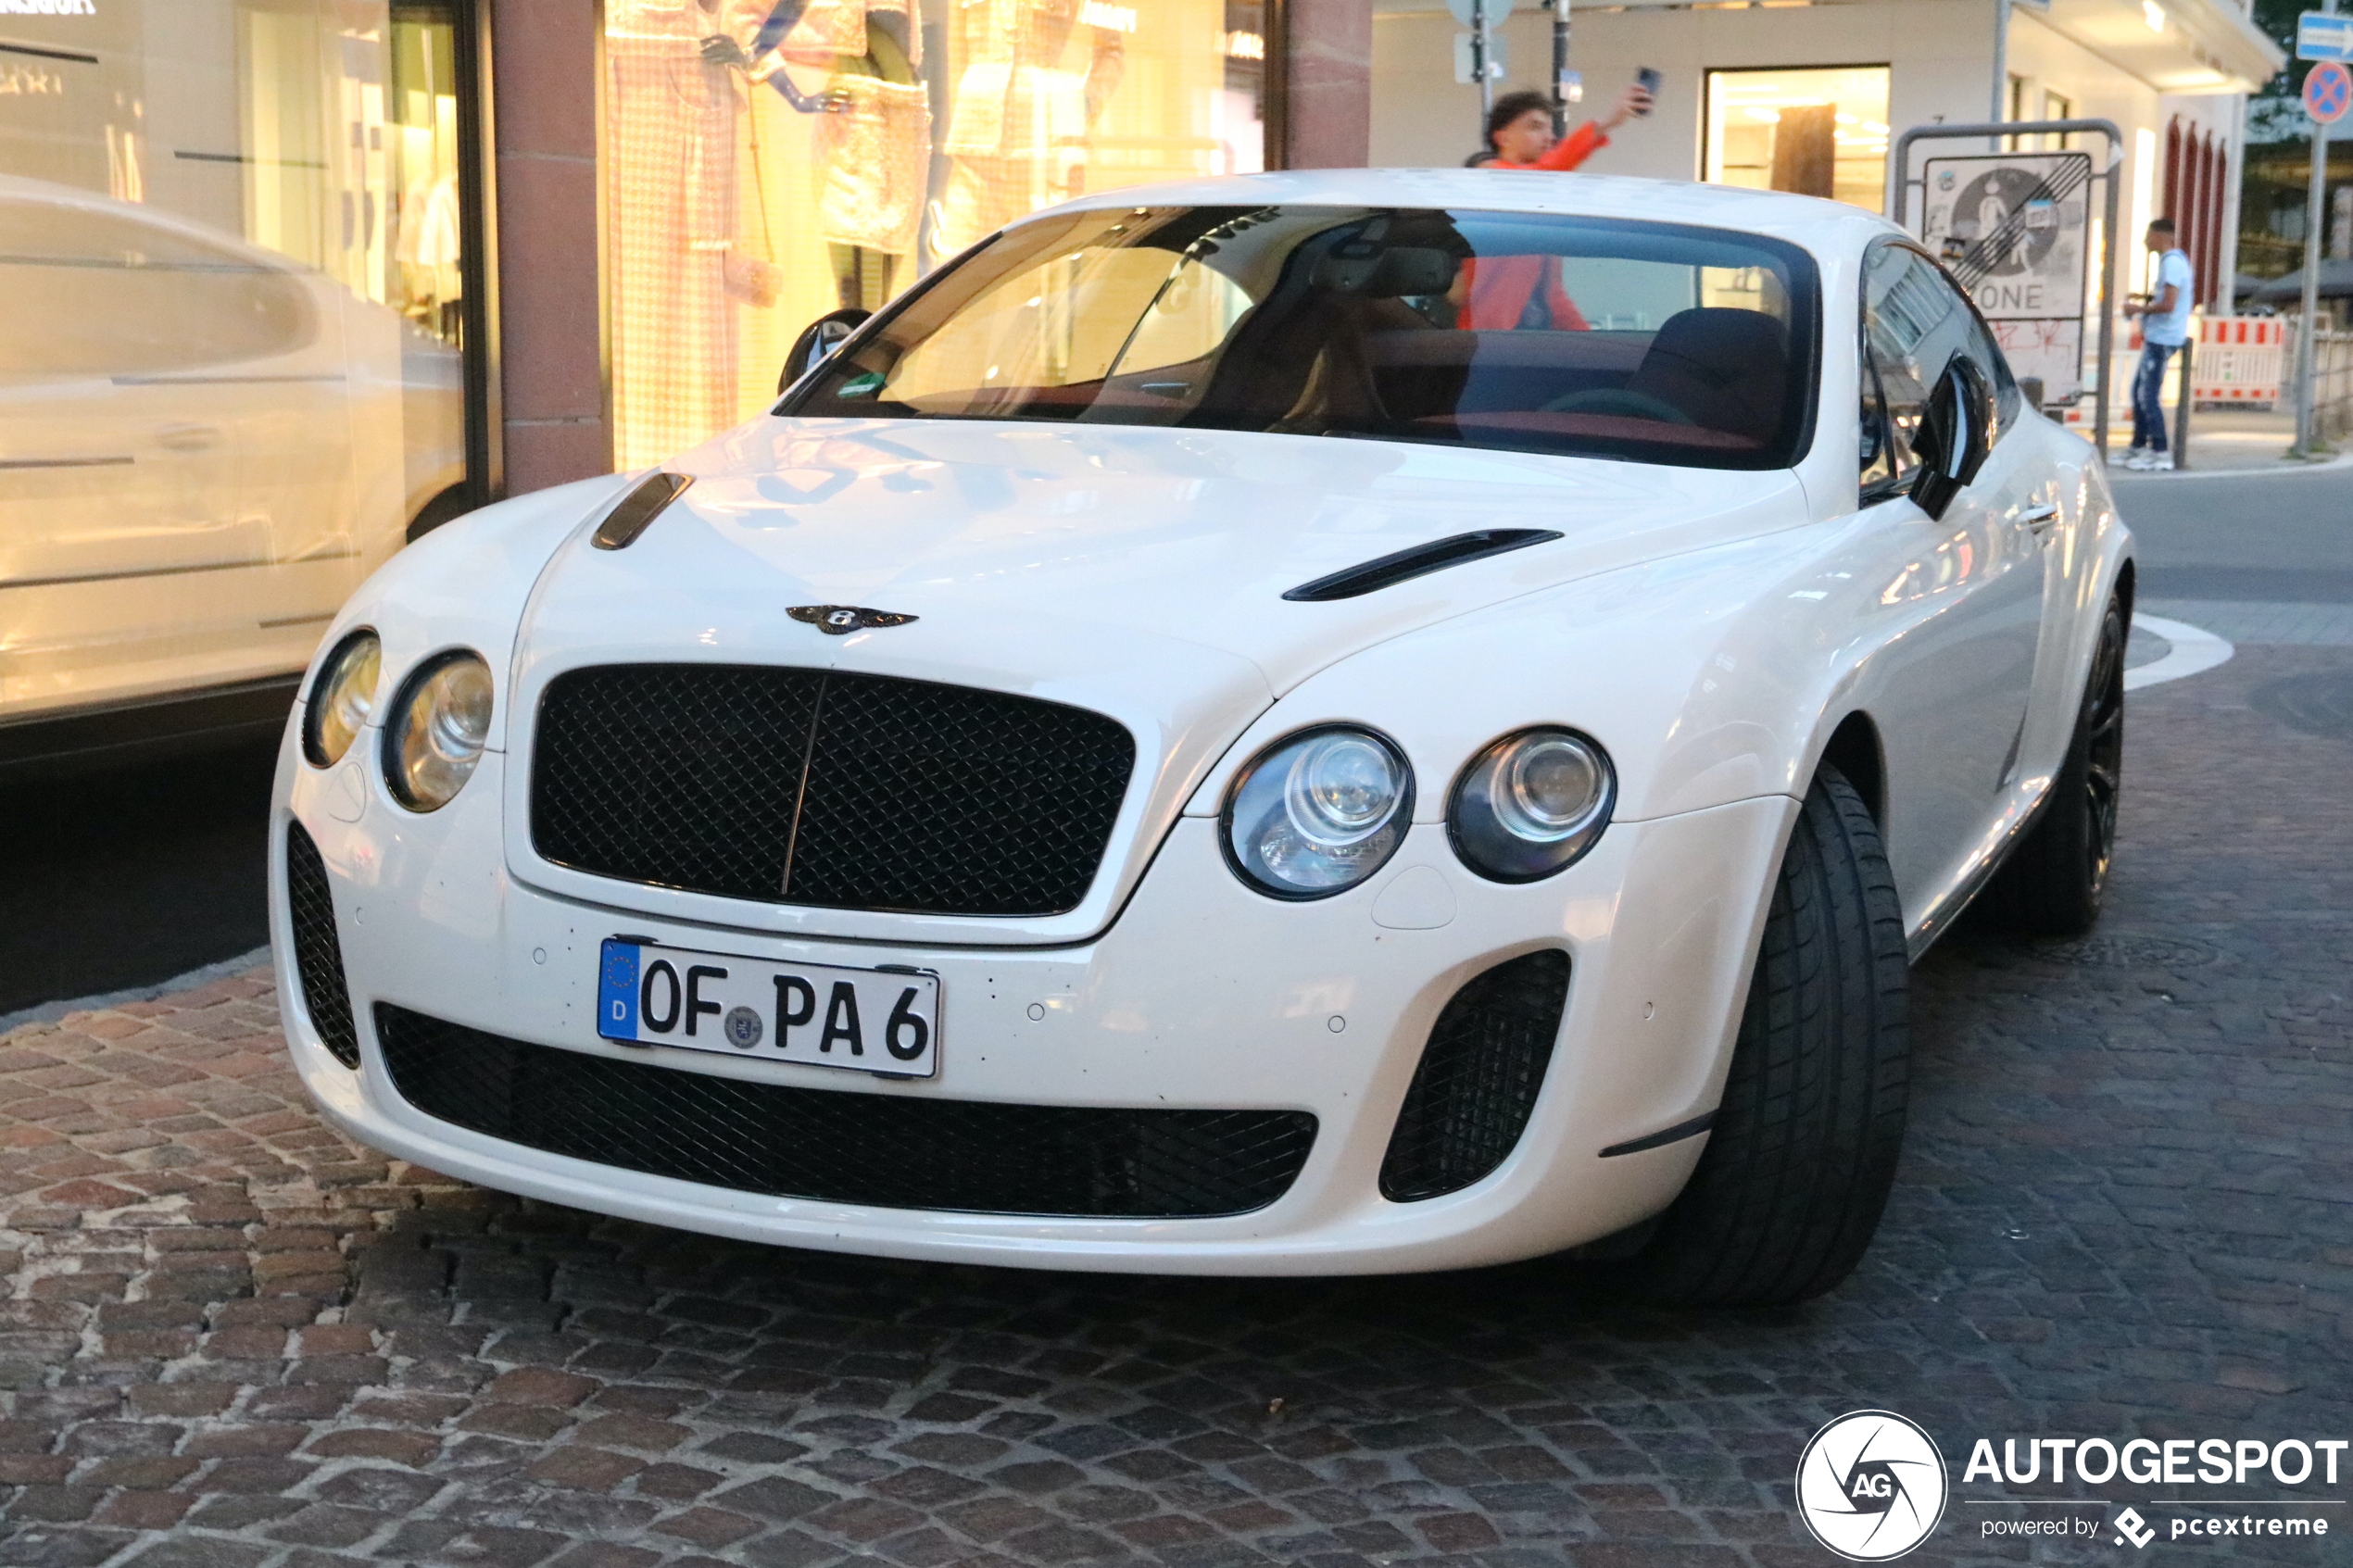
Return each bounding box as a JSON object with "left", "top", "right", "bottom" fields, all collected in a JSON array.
[
  {"left": 2148, "top": 454, "right": 2175, "bottom": 471},
  {"left": 2124, "top": 450, "right": 2156, "bottom": 470}
]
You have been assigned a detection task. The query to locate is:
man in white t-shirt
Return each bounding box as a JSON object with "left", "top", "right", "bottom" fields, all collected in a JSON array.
[{"left": 2120, "top": 217, "right": 2195, "bottom": 470}]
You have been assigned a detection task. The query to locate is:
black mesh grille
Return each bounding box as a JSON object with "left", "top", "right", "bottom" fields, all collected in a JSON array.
[
  {"left": 531, "top": 665, "right": 1135, "bottom": 917},
  {"left": 1380, "top": 949, "right": 1570, "bottom": 1201},
  {"left": 284, "top": 822, "right": 359, "bottom": 1068},
  {"left": 374, "top": 1006, "right": 1316, "bottom": 1219}
]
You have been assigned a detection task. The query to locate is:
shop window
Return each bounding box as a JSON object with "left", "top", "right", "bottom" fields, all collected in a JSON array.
[
  {"left": 602, "top": 0, "right": 1269, "bottom": 470},
  {"left": 1703, "top": 67, "right": 1890, "bottom": 213},
  {"left": 0, "top": 1, "right": 483, "bottom": 731}
]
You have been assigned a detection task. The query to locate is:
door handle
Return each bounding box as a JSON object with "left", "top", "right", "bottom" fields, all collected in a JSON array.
[
  {"left": 2020, "top": 503, "right": 2060, "bottom": 534},
  {"left": 154, "top": 423, "right": 224, "bottom": 452}
]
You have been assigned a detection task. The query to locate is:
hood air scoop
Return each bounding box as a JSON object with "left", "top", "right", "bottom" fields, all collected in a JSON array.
[
  {"left": 1281, "top": 528, "right": 1563, "bottom": 603},
  {"left": 591, "top": 472, "right": 695, "bottom": 551}
]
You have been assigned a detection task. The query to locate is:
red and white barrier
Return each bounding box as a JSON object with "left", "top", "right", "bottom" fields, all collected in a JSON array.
[{"left": 2190, "top": 316, "right": 2284, "bottom": 407}]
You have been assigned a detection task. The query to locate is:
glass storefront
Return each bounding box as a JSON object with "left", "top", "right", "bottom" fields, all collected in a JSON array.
[
  {"left": 1704, "top": 67, "right": 1891, "bottom": 214},
  {"left": 0, "top": 1, "right": 479, "bottom": 727},
  {"left": 604, "top": 0, "right": 1267, "bottom": 468}
]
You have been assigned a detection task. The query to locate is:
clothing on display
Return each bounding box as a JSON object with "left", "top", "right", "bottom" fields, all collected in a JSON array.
[
  {"left": 607, "top": 0, "right": 1249, "bottom": 461},
  {"left": 817, "top": 73, "right": 932, "bottom": 257},
  {"left": 936, "top": 0, "right": 1125, "bottom": 251},
  {"left": 608, "top": 0, "right": 769, "bottom": 468}
]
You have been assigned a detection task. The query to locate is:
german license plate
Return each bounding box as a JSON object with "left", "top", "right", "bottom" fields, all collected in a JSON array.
[{"left": 596, "top": 937, "right": 940, "bottom": 1079}]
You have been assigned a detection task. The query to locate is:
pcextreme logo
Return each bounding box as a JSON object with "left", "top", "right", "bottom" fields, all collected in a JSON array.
[{"left": 1795, "top": 1411, "right": 1951, "bottom": 1561}]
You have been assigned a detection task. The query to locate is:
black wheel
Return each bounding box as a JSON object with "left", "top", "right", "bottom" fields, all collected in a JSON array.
[
  {"left": 1982, "top": 593, "right": 2126, "bottom": 937},
  {"left": 1616, "top": 764, "right": 1911, "bottom": 1307}
]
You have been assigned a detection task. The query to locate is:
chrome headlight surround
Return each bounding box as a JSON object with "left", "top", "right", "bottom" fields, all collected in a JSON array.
[
  {"left": 302, "top": 629, "right": 381, "bottom": 768},
  {"left": 382, "top": 649, "right": 495, "bottom": 812},
  {"left": 1221, "top": 724, "right": 1416, "bottom": 900},
  {"left": 1447, "top": 727, "right": 1615, "bottom": 883}
]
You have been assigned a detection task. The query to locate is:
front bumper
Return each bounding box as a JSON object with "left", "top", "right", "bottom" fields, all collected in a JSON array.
[{"left": 270, "top": 726, "right": 1794, "bottom": 1275}]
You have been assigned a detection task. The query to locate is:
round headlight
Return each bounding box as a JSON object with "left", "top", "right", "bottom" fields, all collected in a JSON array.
[
  {"left": 303, "top": 631, "right": 381, "bottom": 767},
  {"left": 1223, "top": 726, "right": 1414, "bottom": 898},
  {"left": 384, "top": 650, "right": 494, "bottom": 811},
  {"left": 1448, "top": 728, "right": 1615, "bottom": 883}
]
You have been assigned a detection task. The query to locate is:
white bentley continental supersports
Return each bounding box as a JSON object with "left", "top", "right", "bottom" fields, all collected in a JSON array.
[{"left": 271, "top": 170, "right": 2130, "bottom": 1305}]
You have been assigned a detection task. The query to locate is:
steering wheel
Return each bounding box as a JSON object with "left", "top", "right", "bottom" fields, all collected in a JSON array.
[{"left": 1539, "top": 388, "right": 1696, "bottom": 425}]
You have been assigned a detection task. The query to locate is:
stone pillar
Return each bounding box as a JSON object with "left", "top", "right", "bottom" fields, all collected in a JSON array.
[
  {"left": 1283, "top": 0, "right": 1373, "bottom": 169},
  {"left": 489, "top": 0, "right": 610, "bottom": 495}
]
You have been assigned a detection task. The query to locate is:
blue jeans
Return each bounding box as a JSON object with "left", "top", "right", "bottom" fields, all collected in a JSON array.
[{"left": 2132, "top": 340, "right": 2176, "bottom": 452}]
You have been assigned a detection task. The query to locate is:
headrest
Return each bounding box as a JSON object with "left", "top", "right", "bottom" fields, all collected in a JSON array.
[{"left": 1627, "top": 307, "right": 1790, "bottom": 443}]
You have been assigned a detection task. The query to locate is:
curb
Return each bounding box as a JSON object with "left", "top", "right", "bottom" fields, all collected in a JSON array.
[{"left": 0, "top": 946, "right": 272, "bottom": 1037}]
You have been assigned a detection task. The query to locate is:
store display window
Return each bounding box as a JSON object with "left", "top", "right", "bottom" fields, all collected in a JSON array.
[
  {"left": 0, "top": 0, "right": 484, "bottom": 731},
  {"left": 604, "top": 0, "right": 1269, "bottom": 469},
  {"left": 1703, "top": 67, "right": 1890, "bottom": 213}
]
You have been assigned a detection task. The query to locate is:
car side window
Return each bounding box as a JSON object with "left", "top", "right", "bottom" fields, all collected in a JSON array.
[
  {"left": 1858, "top": 350, "right": 1901, "bottom": 498},
  {"left": 1860, "top": 242, "right": 2020, "bottom": 486}
]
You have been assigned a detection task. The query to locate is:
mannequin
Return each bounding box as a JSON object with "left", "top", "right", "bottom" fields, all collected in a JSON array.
[
  {"left": 607, "top": 0, "right": 776, "bottom": 466},
  {"left": 711, "top": 0, "right": 932, "bottom": 307},
  {"left": 937, "top": 0, "right": 1125, "bottom": 254}
]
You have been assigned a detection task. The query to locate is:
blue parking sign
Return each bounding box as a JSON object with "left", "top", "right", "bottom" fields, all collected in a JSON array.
[{"left": 2298, "top": 10, "right": 2353, "bottom": 61}]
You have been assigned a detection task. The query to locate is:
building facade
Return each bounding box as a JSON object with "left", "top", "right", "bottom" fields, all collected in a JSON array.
[
  {"left": 0, "top": 0, "right": 2278, "bottom": 747},
  {"left": 1371, "top": 0, "right": 2281, "bottom": 319}
]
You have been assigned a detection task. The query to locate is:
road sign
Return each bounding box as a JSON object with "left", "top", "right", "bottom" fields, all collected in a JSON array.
[
  {"left": 1447, "top": 0, "right": 1517, "bottom": 22},
  {"left": 1919, "top": 152, "right": 2095, "bottom": 404},
  {"left": 2297, "top": 10, "right": 2353, "bottom": 61},
  {"left": 2306, "top": 59, "right": 2352, "bottom": 122}
]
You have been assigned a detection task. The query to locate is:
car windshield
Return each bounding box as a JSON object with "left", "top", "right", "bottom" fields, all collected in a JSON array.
[{"left": 781, "top": 205, "right": 1818, "bottom": 470}]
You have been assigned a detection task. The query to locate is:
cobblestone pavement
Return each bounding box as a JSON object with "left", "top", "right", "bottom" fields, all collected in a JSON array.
[{"left": 0, "top": 644, "right": 2346, "bottom": 1568}]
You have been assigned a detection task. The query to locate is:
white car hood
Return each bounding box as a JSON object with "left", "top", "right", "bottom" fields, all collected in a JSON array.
[{"left": 505, "top": 417, "right": 1810, "bottom": 945}]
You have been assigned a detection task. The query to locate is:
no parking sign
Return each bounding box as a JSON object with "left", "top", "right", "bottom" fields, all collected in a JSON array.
[{"left": 2306, "top": 59, "right": 2351, "bottom": 123}]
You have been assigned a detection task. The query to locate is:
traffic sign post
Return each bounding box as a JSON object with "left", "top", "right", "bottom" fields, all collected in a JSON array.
[
  {"left": 2295, "top": 29, "right": 2348, "bottom": 456},
  {"left": 1449, "top": 0, "right": 1516, "bottom": 124}
]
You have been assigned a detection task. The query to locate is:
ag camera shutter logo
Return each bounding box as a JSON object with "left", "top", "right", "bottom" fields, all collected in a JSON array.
[{"left": 1796, "top": 1411, "right": 1949, "bottom": 1561}]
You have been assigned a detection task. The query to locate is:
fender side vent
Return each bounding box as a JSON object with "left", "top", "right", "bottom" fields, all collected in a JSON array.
[
  {"left": 1281, "top": 529, "right": 1563, "bottom": 603},
  {"left": 591, "top": 471, "right": 694, "bottom": 551},
  {"left": 284, "top": 822, "right": 360, "bottom": 1069},
  {"left": 1380, "top": 949, "right": 1570, "bottom": 1201}
]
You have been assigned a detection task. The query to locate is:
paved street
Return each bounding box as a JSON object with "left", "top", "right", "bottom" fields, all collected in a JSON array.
[{"left": 0, "top": 468, "right": 2346, "bottom": 1566}]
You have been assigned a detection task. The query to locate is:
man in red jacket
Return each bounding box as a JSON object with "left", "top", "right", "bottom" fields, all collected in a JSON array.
[
  {"left": 1480, "top": 83, "right": 1653, "bottom": 171},
  {"left": 1459, "top": 83, "right": 1655, "bottom": 331}
]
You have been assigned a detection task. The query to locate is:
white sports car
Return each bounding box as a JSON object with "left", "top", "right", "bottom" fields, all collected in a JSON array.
[{"left": 269, "top": 169, "right": 2129, "bottom": 1305}]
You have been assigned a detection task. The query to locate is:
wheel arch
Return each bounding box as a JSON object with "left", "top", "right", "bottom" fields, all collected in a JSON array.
[{"left": 1813, "top": 709, "right": 1886, "bottom": 827}]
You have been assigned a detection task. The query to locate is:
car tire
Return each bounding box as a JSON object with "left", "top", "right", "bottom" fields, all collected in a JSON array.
[
  {"left": 1981, "top": 593, "right": 2126, "bottom": 938},
  {"left": 1614, "top": 763, "right": 1910, "bottom": 1307}
]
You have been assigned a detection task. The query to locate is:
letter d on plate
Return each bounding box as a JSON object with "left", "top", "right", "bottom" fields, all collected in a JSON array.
[{"left": 599, "top": 941, "right": 642, "bottom": 1038}]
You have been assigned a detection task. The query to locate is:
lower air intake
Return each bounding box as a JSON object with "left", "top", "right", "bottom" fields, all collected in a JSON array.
[
  {"left": 284, "top": 822, "right": 360, "bottom": 1068},
  {"left": 373, "top": 1006, "right": 1316, "bottom": 1219},
  {"left": 1379, "top": 949, "right": 1570, "bottom": 1201}
]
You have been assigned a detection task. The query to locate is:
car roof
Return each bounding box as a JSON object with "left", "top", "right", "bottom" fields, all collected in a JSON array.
[{"left": 1033, "top": 169, "right": 1899, "bottom": 263}]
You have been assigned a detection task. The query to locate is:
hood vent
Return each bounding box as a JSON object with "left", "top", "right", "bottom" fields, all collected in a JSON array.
[
  {"left": 1281, "top": 528, "right": 1563, "bottom": 603},
  {"left": 591, "top": 471, "right": 694, "bottom": 551}
]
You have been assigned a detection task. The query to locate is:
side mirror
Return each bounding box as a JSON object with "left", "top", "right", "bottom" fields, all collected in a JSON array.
[
  {"left": 778, "top": 307, "right": 872, "bottom": 395},
  {"left": 1909, "top": 353, "right": 1994, "bottom": 521}
]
